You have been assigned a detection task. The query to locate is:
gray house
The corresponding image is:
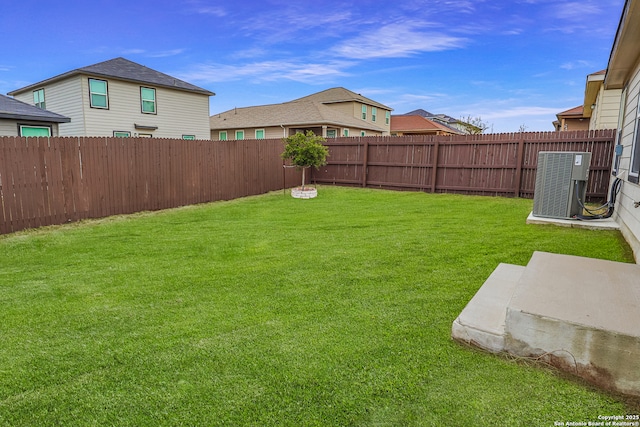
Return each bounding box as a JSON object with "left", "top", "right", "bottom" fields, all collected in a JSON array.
[
  {"left": 0, "top": 94, "right": 70, "bottom": 136},
  {"left": 8, "top": 57, "right": 215, "bottom": 140}
]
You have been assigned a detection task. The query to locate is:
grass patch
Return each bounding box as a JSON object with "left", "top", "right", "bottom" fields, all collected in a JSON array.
[{"left": 1, "top": 186, "right": 637, "bottom": 426}]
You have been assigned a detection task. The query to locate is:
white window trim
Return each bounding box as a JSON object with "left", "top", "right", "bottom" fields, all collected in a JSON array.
[
  {"left": 19, "top": 125, "right": 52, "bottom": 137},
  {"left": 362, "top": 104, "right": 367, "bottom": 120},
  {"left": 141, "top": 87, "right": 157, "bottom": 114},
  {"left": 33, "top": 88, "right": 45, "bottom": 109},
  {"left": 343, "top": 128, "right": 349, "bottom": 137},
  {"left": 255, "top": 129, "right": 265, "bottom": 139},
  {"left": 113, "top": 131, "right": 131, "bottom": 138},
  {"left": 372, "top": 107, "right": 377, "bottom": 122},
  {"left": 219, "top": 131, "right": 228, "bottom": 141},
  {"left": 235, "top": 130, "right": 245, "bottom": 140}
]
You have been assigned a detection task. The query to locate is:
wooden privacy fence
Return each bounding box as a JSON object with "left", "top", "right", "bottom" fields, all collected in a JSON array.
[
  {"left": 0, "top": 136, "right": 300, "bottom": 235},
  {"left": 311, "top": 129, "right": 615, "bottom": 200},
  {"left": 0, "top": 130, "right": 615, "bottom": 235}
]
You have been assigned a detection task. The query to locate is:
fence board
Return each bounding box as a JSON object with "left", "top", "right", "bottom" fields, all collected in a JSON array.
[{"left": 0, "top": 130, "right": 615, "bottom": 235}]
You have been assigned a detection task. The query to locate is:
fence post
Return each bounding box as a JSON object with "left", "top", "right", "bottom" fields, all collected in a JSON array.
[
  {"left": 514, "top": 134, "right": 525, "bottom": 197},
  {"left": 361, "top": 140, "right": 369, "bottom": 187},
  {"left": 430, "top": 139, "right": 440, "bottom": 193}
]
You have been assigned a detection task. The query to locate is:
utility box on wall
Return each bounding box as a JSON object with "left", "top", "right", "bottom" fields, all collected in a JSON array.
[{"left": 533, "top": 152, "right": 591, "bottom": 219}]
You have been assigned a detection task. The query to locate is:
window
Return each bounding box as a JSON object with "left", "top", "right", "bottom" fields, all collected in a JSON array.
[
  {"left": 255, "top": 129, "right": 265, "bottom": 139},
  {"left": 630, "top": 93, "right": 640, "bottom": 182},
  {"left": 360, "top": 131, "right": 366, "bottom": 136},
  {"left": 235, "top": 130, "right": 245, "bottom": 140},
  {"left": 362, "top": 104, "right": 367, "bottom": 120},
  {"left": 386, "top": 111, "right": 390, "bottom": 125},
  {"left": 219, "top": 131, "right": 228, "bottom": 141},
  {"left": 113, "top": 131, "right": 131, "bottom": 137},
  {"left": 89, "top": 78, "right": 108, "bottom": 109},
  {"left": 20, "top": 125, "right": 51, "bottom": 137},
  {"left": 141, "top": 87, "right": 156, "bottom": 114},
  {"left": 33, "top": 89, "right": 45, "bottom": 109},
  {"left": 343, "top": 128, "right": 349, "bottom": 137},
  {"left": 327, "top": 129, "right": 336, "bottom": 138},
  {"left": 372, "top": 107, "right": 377, "bottom": 122},
  {"left": 182, "top": 135, "right": 196, "bottom": 140}
]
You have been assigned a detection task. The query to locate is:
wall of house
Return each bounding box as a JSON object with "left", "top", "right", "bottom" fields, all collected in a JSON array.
[
  {"left": 590, "top": 87, "right": 622, "bottom": 130},
  {"left": 613, "top": 60, "right": 640, "bottom": 262},
  {"left": 0, "top": 119, "right": 60, "bottom": 137},
  {"left": 13, "top": 77, "right": 86, "bottom": 136},
  {"left": 14, "top": 76, "right": 211, "bottom": 139}
]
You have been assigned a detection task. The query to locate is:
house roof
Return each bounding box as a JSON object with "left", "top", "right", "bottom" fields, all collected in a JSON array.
[
  {"left": 605, "top": 0, "right": 640, "bottom": 89},
  {"left": 403, "top": 109, "right": 435, "bottom": 117},
  {"left": 8, "top": 57, "right": 215, "bottom": 96},
  {"left": 289, "top": 87, "right": 392, "bottom": 110},
  {"left": 0, "top": 94, "right": 70, "bottom": 123},
  {"left": 210, "top": 87, "right": 391, "bottom": 132},
  {"left": 557, "top": 105, "right": 585, "bottom": 118},
  {"left": 583, "top": 70, "right": 607, "bottom": 118},
  {"left": 391, "top": 115, "right": 463, "bottom": 134},
  {"left": 211, "top": 100, "right": 388, "bottom": 132}
]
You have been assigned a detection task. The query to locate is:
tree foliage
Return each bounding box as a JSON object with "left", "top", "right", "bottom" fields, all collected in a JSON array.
[{"left": 281, "top": 131, "right": 329, "bottom": 189}]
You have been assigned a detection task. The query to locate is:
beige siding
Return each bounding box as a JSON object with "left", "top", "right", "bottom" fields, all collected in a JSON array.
[
  {"left": 0, "top": 119, "right": 60, "bottom": 137},
  {"left": 614, "top": 61, "right": 640, "bottom": 261},
  {"left": 80, "top": 79, "right": 211, "bottom": 139},
  {"left": 14, "top": 77, "right": 86, "bottom": 136},
  {"left": 590, "top": 87, "right": 622, "bottom": 130}
]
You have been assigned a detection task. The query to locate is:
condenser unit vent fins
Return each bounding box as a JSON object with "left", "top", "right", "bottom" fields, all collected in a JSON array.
[{"left": 532, "top": 152, "right": 591, "bottom": 219}]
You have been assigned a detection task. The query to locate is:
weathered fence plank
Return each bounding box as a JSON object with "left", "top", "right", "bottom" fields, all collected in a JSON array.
[{"left": 0, "top": 130, "right": 615, "bottom": 235}]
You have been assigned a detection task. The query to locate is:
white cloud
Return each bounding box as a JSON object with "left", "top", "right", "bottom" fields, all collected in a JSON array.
[
  {"left": 147, "top": 49, "right": 187, "bottom": 58},
  {"left": 177, "top": 59, "right": 355, "bottom": 84},
  {"left": 331, "top": 21, "right": 468, "bottom": 59}
]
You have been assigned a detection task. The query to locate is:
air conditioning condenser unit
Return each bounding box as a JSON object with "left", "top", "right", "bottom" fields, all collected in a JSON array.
[{"left": 532, "top": 151, "right": 591, "bottom": 219}]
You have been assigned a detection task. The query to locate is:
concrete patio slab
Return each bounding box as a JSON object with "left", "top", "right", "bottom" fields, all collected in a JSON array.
[
  {"left": 451, "top": 263, "right": 525, "bottom": 353},
  {"left": 526, "top": 212, "right": 620, "bottom": 230},
  {"left": 452, "top": 251, "right": 640, "bottom": 397}
]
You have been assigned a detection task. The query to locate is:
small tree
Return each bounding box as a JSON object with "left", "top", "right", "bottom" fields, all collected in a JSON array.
[{"left": 281, "top": 130, "right": 329, "bottom": 190}]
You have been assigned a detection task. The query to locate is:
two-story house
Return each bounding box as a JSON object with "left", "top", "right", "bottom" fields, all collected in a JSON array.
[
  {"left": 0, "top": 94, "right": 70, "bottom": 136},
  {"left": 209, "top": 87, "right": 392, "bottom": 140},
  {"left": 8, "top": 57, "right": 215, "bottom": 140}
]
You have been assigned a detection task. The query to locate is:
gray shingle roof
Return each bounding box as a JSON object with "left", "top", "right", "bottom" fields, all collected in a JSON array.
[
  {"left": 0, "top": 94, "right": 70, "bottom": 123},
  {"left": 9, "top": 57, "right": 214, "bottom": 96},
  {"left": 210, "top": 100, "right": 388, "bottom": 132},
  {"left": 290, "top": 87, "right": 391, "bottom": 110}
]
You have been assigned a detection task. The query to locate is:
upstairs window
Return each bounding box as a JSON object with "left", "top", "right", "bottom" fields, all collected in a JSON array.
[
  {"left": 386, "top": 111, "right": 390, "bottom": 125},
  {"left": 372, "top": 107, "right": 377, "bottom": 122},
  {"left": 362, "top": 104, "right": 367, "bottom": 120},
  {"left": 33, "top": 89, "right": 45, "bottom": 109},
  {"left": 89, "top": 78, "right": 108, "bottom": 109},
  {"left": 141, "top": 87, "right": 156, "bottom": 114}
]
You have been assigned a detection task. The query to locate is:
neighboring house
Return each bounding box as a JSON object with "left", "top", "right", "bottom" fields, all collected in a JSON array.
[
  {"left": 404, "top": 109, "right": 482, "bottom": 134},
  {"left": 583, "top": 70, "right": 622, "bottom": 130},
  {"left": 390, "top": 114, "right": 464, "bottom": 136},
  {"left": 209, "top": 87, "right": 392, "bottom": 140},
  {"left": 604, "top": 0, "right": 640, "bottom": 262},
  {"left": 552, "top": 106, "right": 590, "bottom": 131},
  {"left": 8, "top": 57, "right": 215, "bottom": 139},
  {"left": 0, "top": 93, "right": 70, "bottom": 137}
]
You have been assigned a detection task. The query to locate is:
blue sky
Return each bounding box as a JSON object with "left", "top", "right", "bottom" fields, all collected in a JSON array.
[{"left": 0, "top": 0, "right": 624, "bottom": 133}]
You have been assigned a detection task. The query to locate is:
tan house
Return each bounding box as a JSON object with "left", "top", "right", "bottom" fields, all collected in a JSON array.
[
  {"left": 390, "top": 115, "right": 464, "bottom": 136},
  {"left": 552, "top": 106, "right": 590, "bottom": 131},
  {"left": 583, "top": 70, "right": 622, "bottom": 130},
  {"left": 0, "top": 94, "right": 70, "bottom": 136},
  {"left": 209, "top": 87, "right": 392, "bottom": 140},
  {"left": 8, "top": 57, "right": 215, "bottom": 140},
  {"left": 605, "top": 0, "right": 640, "bottom": 261}
]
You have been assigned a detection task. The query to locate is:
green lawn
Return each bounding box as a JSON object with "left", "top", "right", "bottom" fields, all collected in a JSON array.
[{"left": 1, "top": 186, "right": 637, "bottom": 426}]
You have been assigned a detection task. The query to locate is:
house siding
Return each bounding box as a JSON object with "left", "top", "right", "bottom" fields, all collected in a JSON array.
[
  {"left": 13, "top": 77, "right": 86, "bottom": 136},
  {"left": 590, "top": 87, "right": 622, "bottom": 130},
  {"left": 614, "top": 60, "right": 640, "bottom": 261}
]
